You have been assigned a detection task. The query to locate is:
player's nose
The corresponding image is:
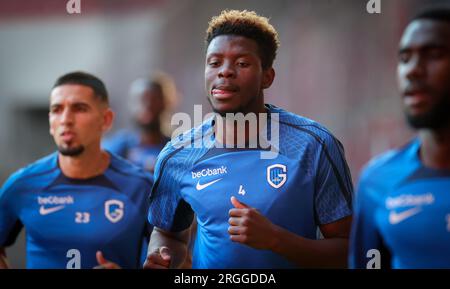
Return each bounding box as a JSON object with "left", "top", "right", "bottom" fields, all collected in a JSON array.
[
  {"left": 218, "top": 62, "right": 236, "bottom": 78},
  {"left": 60, "top": 108, "right": 74, "bottom": 124}
]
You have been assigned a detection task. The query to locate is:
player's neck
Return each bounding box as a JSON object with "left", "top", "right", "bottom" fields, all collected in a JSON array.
[
  {"left": 419, "top": 127, "right": 450, "bottom": 170},
  {"left": 215, "top": 104, "right": 268, "bottom": 147},
  {"left": 58, "top": 147, "right": 110, "bottom": 179}
]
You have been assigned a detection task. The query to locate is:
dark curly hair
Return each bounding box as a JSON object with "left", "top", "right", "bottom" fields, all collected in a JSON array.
[{"left": 205, "top": 10, "right": 280, "bottom": 70}]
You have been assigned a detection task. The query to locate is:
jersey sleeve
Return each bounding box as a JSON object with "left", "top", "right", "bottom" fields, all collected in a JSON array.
[
  {"left": 147, "top": 144, "right": 194, "bottom": 232},
  {"left": 0, "top": 173, "right": 23, "bottom": 247},
  {"left": 348, "top": 168, "right": 392, "bottom": 269},
  {"left": 314, "top": 134, "right": 354, "bottom": 225}
]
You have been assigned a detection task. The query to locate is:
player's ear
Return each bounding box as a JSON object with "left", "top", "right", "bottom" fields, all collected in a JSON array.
[
  {"left": 262, "top": 67, "right": 275, "bottom": 89},
  {"left": 102, "top": 108, "right": 114, "bottom": 133}
]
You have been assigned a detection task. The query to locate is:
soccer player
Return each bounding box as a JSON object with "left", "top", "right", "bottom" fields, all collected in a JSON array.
[
  {"left": 101, "top": 73, "right": 193, "bottom": 268},
  {"left": 103, "top": 73, "right": 176, "bottom": 173},
  {"left": 0, "top": 72, "right": 153, "bottom": 269},
  {"left": 144, "top": 10, "right": 353, "bottom": 269},
  {"left": 349, "top": 7, "right": 450, "bottom": 268}
]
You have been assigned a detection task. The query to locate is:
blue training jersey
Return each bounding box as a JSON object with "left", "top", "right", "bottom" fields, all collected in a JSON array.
[
  {"left": 148, "top": 104, "right": 353, "bottom": 269},
  {"left": 102, "top": 130, "right": 169, "bottom": 264},
  {"left": 102, "top": 129, "right": 168, "bottom": 173},
  {"left": 0, "top": 152, "right": 153, "bottom": 269},
  {"left": 349, "top": 139, "right": 450, "bottom": 269}
]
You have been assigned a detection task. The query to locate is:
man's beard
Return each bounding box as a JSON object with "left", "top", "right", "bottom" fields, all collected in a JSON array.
[
  {"left": 405, "top": 94, "right": 450, "bottom": 130},
  {"left": 58, "top": 145, "right": 84, "bottom": 156}
]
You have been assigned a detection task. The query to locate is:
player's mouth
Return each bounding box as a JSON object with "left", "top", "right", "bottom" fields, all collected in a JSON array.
[
  {"left": 60, "top": 131, "right": 76, "bottom": 142},
  {"left": 211, "top": 84, "right": 239, "bottom": 100},
  {"left": 403, "top": 88, "right": 431, "bottom": 107}
]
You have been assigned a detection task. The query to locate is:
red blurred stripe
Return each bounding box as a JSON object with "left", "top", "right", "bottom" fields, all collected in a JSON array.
[{"left": 0, "top": 0, "right": 163, "bottom": 19}]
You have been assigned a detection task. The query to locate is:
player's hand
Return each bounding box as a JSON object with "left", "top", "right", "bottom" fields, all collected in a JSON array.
[
  {"left": 143, "top": 246, "right": 171, "bottom": 269},
  {"left": 228, "top": 196, "right": 279, "bottom": 250},
  {"left": 93, "top": 251, "right": 121, "bottom": 269}
]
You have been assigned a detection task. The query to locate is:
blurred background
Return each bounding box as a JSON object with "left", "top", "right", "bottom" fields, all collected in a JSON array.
[{"left": 0, "top": 0, "right": 446, "bottom": 268}]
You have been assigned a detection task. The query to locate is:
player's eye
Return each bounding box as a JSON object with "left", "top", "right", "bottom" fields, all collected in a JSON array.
[
  {"left": 50, "top": 106, "right": 62, "bottom": 114},
  {"left": 208, "top": 60, "right": 220, "bottom": 67},
  {"left": 398, "top": 51, "right": 411, "bottom": 64},
  {"left": 73, "top": 104, "right": 89, "bottom": 112},
  {"left": 237, "top": 61, "right": 250, "bottom": 67}
]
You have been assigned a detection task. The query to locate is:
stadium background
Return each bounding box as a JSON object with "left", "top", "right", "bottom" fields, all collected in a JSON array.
[{"left": 0, "top": 0, "right": 445, "bottom": 268}]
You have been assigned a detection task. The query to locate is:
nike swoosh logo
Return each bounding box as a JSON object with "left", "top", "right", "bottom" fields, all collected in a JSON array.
[
  {"left": 196, "top": 178, "right": 222, "bottom": 191},
  {"left": 39, "top": 205, "right": 65, "bottom": 215},
  {"left": 389, "top": 207, "right": 422, "bottom": 225}
]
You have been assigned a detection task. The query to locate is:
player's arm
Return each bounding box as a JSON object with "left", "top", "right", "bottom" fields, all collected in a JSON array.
[
  {"left": 143, "top": 226, "right": 191, "bottom": 269},
  {"left": 0, "top": 175, "right": 23, "bottom": 270},
  {"left": 228, "top": 197, "right": 351, "bottom": 268},
  {"left": 144, "top": 143, "right": 193, "bottom": 269},
  {"left": 348, "top": 169, "right": 391, "bottom": 269},
  {"left": 273, "top": 216, "right": 351, "bottom": 268},
  {"left": 180, "top": 218, "right": 197, "bottom": 269},
  {"left": 0, "top": 247, "right": 10, "bottom": 269}
]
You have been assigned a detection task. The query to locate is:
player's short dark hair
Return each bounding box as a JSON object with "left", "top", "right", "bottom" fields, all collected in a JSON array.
[
  {"left": 53, "top": 71, "right": 109, "bottom": 104},
  {"left": 412, "top": 6, "right": 450, "bottom": 23},
  {"left": 205, "top": 9, "right": 280, "bottom": 70}
]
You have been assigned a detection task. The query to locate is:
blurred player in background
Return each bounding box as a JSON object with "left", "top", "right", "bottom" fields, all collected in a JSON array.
[
  {"left": 102, "top": 73, "right": 195, "bottom": 268},
  {"left": 103, "top": 73, "right": 177, "bottom": 174},
  {"left": 350, "top": 7, "right": 450, "bottom": 268},
  {"left": 144, "top": 9, "right": 353, "bottom": 269},
  {"left": 0, "top": 72, "right": 152, "bottom": 269}
]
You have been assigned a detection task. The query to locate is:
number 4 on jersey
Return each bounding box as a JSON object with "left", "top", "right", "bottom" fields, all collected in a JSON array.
[{"left": 238, "top": 185, "right": 246, "bottom": 196}]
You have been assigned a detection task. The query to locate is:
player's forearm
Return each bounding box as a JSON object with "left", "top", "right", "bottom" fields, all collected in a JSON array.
[
  {"left": 148, "top": 227, "right": 190, "bottom": 268},
  {"left": 0, "top": 248, "right": 10, "bottom": 269},
  {"left": 270, "top": 226, "right": 349, "bottom": 268}
]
